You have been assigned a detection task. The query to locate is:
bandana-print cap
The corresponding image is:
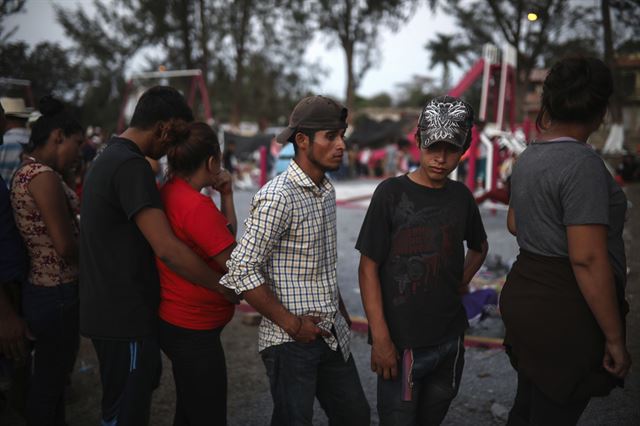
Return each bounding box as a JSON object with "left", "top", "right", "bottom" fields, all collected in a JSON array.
[{"left": 418, "top": 95, "right": 474, "bottom": 151}]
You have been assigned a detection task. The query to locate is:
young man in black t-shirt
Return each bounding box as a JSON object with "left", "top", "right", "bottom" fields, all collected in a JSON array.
[
  {"left": 356, "top": 95, "right": 488, "bottom": 425},
  {"left": 80, "top": 86, "right": 236, "bottom": 426}
]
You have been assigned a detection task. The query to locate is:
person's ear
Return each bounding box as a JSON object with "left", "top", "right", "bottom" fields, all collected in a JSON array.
[
  {"left": 153, "top": 122, "right": 165, "bottom": 139},
  {"left": 295, "top": 132, "right": 309, "bottom": 150},
  {"left": 206, "top": 155, "right": 216, "bottom": 172},
  {"left": 52, "top": 128, "right": 64, "bottom": 145}
]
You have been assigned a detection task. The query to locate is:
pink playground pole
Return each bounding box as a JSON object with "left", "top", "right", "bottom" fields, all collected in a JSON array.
[
  {"left": 491, "top": 139, "right": 499, "bottom": 192},
  {"left": 259, "top": 146, "right": 268, "bottom": 187},
  {"left": 465, "top": 126, "right": 480, "bottom": 191},
  {"left": 523, "top": 116, "right": 532, "bottom": 140}
]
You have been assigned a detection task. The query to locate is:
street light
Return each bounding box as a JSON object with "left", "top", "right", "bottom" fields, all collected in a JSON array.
[{"left": 527, "top": 12, "right": 538, "bottom": 21}]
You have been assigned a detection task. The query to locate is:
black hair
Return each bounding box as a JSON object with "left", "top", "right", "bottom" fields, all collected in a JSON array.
[
  {"left": 536, "top": 56, "right": 613, "bottom": 130},
  {"left": 27, "top": 95, "right": 83, "bottom": 153},
  {"left": 129, "top": 86, "right": 194, "bottom": 130},
  {"left": 166, "top": 122, "right": 221, "bottom": 177},
  {"left": 290, "top": 129, "right": 318, "bottom": 155}
]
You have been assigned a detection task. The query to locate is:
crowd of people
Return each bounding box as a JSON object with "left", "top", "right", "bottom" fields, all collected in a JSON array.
[{"left": 0, "top": 55, "right": 633, "bottom": 426}]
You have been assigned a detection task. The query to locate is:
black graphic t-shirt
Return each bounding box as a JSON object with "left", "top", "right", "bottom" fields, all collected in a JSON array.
[{"left": 356, "top": 175, "right": 487, "bottom": 350}]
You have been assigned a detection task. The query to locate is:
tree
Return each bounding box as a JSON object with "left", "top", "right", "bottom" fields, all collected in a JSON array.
[
  {"left": 355, "top": 92, "right": 393, "bottom": 109},
  {"left": 395, "top": 75, "right": 436, "bottom": 108},
  {"left": 54, "top": 0, "right": 317, "bottom": 128},
  {"left": 434, "top": 0, "right": 602, "bottom": 119},
  {"left": 54, "top": 1, "right": 155, "bottom": 129},
  {"left": 215, "top": 0, "right": 315, "bottom": 125},
  {"left": 601, "top": 0, "right": 640, "bottom": 125},
  {"left": 0, "top": 0, "right": 25, "bottom": 43},
  {"left": 0, "top": 41, "right": 81, "bottom": 104},
  {"left": 312, "top": 0, "right": 416, "bottom": 114},
  {"left": 608, "top": 0, "right": 640, "bottom": 49},
  {"left": 425, "top": 33, "right": 468, "bottom": 90}
]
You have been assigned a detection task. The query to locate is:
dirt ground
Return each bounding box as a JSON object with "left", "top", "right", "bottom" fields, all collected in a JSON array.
[{"left": 1, "top": 183, "right": 639, "bottom": 425}]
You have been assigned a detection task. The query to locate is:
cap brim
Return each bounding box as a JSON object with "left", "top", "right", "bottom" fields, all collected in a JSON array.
[
  {"left": 276, "top": 127, "right": 295, "bottom": 144},
  {"left": 5, "top": 112, "right": 31, "bottom": 119},
  {"left": 420, "top": 135, "right": 464, "bottom": 151},
  {"left": 421, "top": 138, "right": 462, "bottom": 149}
]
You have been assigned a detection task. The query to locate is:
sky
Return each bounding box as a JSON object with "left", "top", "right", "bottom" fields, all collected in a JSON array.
[{"left": 6, "top": 0, "right": 463, "bottom": 100}]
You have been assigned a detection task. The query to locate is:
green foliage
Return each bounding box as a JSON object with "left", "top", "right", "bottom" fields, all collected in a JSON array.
[
  {"left": 610, "top": 0, "right": 640, "bottom": 49},
  {"left": 355, "top": 92, "right": 393, "bottom": 108},
  {"left": 311, "top": 0, "right": 417, "bottom": 111},
  {"left": 0, "top": 41, "right": 81, "bottom": 102},
  {"left": 52, "top": 0, "right": 318, "bottom": 127},
  {"left": 433, "top": 0, "right": 639, "bottom": 71},
  {"left": 395, "top": 75, "right": 436, "bottom": 108},
  {"left": 425, "top": 33, "right": 469, "bottom": 90}
]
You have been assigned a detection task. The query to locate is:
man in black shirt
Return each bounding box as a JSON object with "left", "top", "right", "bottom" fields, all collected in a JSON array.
[
  {"left": 80, "top": 86, "right": 236, "bottom": 425},
  {"left": 356, "top": 95, "right": 488, "bottom": 425}
]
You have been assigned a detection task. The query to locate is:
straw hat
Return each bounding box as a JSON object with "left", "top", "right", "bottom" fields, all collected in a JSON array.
[{"left": 0, "top": 97, "right": 32, "bottom": 118}]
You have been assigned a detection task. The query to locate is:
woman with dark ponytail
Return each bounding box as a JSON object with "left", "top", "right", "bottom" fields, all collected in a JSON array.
[
  {"left": 155, "top": 122, "right": 238, "bottom": 425},
  {"left": 501, "top": 57, "right": 631, "bottom": 425},
  {"left": 10, "top": 95, "right": 83, "bottom": 424}
]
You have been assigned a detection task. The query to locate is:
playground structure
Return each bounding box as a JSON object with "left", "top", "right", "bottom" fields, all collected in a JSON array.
[
  {"left": 445, "top": 44, "right": 527, "bottom": 200},
  {"left": 117, "top": 69, "right": 273, "bottom": 187},
  {"left": 117, "top": 69, "right": 213, "bottom": 133}
]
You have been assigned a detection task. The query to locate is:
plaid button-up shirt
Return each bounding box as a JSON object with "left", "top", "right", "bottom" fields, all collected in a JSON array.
[
  {"left": 0, "top": 128, "right": 29, "bottom": 186},
  {"left": 221, "top": 160, "right": 351, "bottom": 360}
]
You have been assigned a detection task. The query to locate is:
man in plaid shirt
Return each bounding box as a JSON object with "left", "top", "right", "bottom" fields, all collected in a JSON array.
[{"left": 221, "top": 96, "right": 370, "bottom": 425}]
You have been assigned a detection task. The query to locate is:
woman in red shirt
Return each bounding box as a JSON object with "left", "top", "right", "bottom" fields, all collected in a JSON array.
[{"left": 157, "top": 122, "right": 238, "bottom": 425}]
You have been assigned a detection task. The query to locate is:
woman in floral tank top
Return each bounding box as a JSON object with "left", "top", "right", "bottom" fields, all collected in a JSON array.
[{"left": 9, "top": 96, "right": 83, "bottom": 425}]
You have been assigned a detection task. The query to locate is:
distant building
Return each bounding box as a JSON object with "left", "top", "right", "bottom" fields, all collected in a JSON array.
[
  {"left": 522, "top": 56, "right": 640, "bottom": 153},
  {"left": 616, "top": 53, "right": 640, "bottom": 151}
]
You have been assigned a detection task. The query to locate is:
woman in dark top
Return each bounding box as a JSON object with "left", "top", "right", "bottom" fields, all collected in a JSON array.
[{"left": 500, "top": 57, "right": 631, "bottom": 425}]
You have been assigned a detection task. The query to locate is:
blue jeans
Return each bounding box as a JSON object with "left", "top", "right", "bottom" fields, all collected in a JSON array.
[
  {"left": 261, "top": 339, "right": 370, "bottom": 426},
  {"left": 22, "top": 281, "right": 79, "bottom": 426},
  {"left": 377, "top": 336, "right": 465, "bottom": 426}
]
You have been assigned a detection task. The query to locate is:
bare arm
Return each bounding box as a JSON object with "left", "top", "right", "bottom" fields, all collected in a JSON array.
[
  {"left": 242, "top": 284, "right": 329, "bottom": 342},
  {"left": 567, "top": 224, "right": 630, "bottom": 378},
  {"left": 359, "top": 254, "right": 398, "bottom": 380},
  {"left": 210, "top": 243, "right": 236, "bottom": 272},
  {"left": 135, "top": 207, "right": 236, "bottom": 301},
  {"left": 460, "top": 240, "right": 489, "bottom": 294},
  {"left": 213, "top": 169, "right": 237, "bottom": 237},
  {"left": 507, "top": 206, "right": 516, "bottom": 236},
  {"left": 29, "top": 171, "right": 78, "bottom": 265},
  {"left": 0, "top": 285, "right": 31, "bottom": 360},
  {"left": 219, "top": 194, "right": 237, "bottom": 238}
]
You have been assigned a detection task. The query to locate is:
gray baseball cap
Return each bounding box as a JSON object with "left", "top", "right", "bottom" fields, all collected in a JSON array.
[
  {"left": 418, "top": 95, "right": 474, "bottom": 151},
  {"left": 276, "top": 96, "right": 348, "bottom": 144}
]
